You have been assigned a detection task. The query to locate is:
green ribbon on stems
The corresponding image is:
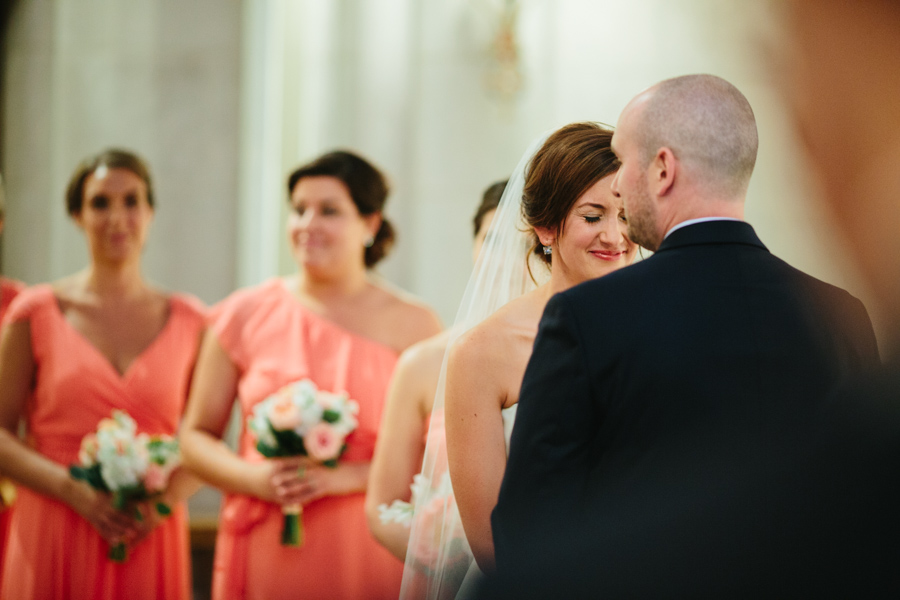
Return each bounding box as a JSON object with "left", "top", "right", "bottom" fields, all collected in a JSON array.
[{"left": 282, "top": 504, "right": 303, "bottom": 547}]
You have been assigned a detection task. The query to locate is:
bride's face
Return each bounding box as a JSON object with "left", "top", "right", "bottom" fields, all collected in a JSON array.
[{"left": 552, "top": 173, "right": 637, "bottom": 285}]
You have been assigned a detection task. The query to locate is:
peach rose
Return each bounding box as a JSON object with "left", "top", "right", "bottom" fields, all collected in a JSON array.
[
  {"left": 97, "top": 418, "right": 118, "bottom": 432},
  {"left": 78, "top": 433, "right": 99, "bottom": 465},
  {"left": 268, "top": 394, "right": 302, "bottom": 431}
]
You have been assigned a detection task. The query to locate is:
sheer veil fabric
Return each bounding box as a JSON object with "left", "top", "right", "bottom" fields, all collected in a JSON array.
[{"left": 399, "top": 135, "right": 550, "bottom": 599}]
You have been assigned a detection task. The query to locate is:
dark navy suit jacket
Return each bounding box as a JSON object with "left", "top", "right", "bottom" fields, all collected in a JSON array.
[{"left": 490, "top": 221, "right": 880, "bottom": 598}]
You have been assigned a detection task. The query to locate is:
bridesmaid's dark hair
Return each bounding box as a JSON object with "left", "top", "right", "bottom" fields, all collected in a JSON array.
[
  {"left": 287, "top": 150, "right": 394, "bottom": 268},
  {"left": 65, "top": 149, "right": 154, "bottom": 216},
  {"left": 522, "top": 122, "right": 618, "bottom": 267},
  {"left": 473, "top": 179, "right": 507, "bottom": 237}
]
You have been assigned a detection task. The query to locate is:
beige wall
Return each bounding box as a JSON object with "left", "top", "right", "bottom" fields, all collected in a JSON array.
[
  {"left": 233, "top": 0, "right": 880, "bottom": 335},
  {"left": 2, "top": 0, "right": 242, "bottom": 304}
]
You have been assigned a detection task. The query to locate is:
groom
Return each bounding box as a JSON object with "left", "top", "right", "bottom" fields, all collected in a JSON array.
[{"left": 489, "top": 75, "right": 879, "bottom": 596}]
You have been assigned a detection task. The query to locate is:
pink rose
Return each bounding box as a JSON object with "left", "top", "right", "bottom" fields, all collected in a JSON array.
[
  {"left": 268, "top": 393, "right": 302, "bottom": 431},
  {"left": 411, "top": 496, "right": 446, "bottom": 566},
  {"left": 144, "top": 463, "right": 169, "bottom": 493},
  {"left": 410, "top": 494, "right": 465, "bottom": 570},
  {"left": 304, "top": 423, "right": 343, "bottom": 461}
]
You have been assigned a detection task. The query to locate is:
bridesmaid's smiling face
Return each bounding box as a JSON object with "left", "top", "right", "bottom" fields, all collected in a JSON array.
[
  {"left": 75, "top": 166, "right": 154, "bottom": 266},
  {"left": 287, "top": 175, "right": 378, "bottom": 275}
]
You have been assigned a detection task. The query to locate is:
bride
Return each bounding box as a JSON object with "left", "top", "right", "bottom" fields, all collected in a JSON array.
[{"left": 400, "top": 122, "right": 636, "bottom": 598}]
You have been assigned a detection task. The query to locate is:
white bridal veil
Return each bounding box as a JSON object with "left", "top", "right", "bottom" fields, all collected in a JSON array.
[{"left": 398, "top": 134, "right": 550, "bottom": 599}]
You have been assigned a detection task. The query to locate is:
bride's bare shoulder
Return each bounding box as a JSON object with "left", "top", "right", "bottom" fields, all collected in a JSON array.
[{"left": 448, "top": 290, "right": 546, "bottom": 371}]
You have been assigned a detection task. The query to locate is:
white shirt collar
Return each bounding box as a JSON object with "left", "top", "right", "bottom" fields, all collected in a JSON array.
[{"left": 663, "top": 217, "right": 743, "bottom": 240}]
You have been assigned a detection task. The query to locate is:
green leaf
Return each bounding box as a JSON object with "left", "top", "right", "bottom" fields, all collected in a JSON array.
[
  {"left": 256, "top": 441, "right": 282, "bottom": 458},
  {"left": 111, "top": 491, "right": 126, "bottom": 511},
  {"left": 271, "top": 427, "right": 306, "bottom": 455},
  {"left": 156, "top": 502, "right": 172, "bottom": 516},
  {"left": 69, "top": 464, "right": 110, "bottom": 493},
  {"left": 69, "top": 465, "right": 89, "bottom": 482},
  {"left": 322, "top": 409, "right": 341, "bottom": 424}
]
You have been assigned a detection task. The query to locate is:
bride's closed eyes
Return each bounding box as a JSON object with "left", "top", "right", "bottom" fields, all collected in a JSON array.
[{"left": 579, "top": 208, "right": 627, "bottom": 224}]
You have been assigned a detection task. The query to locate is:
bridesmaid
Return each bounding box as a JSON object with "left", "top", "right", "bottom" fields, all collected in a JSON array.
[
  {"left": 0, "top": 149, "right": 206, "bottom": 599},
  {"left": 365, "top": 179, "right": 505, "bottom": 559},
  {"left": 0, "top": 173, "right": 24, "bottom": 587},
  {"left": 180, "top": 150, "right": 442, "bottom": 600}
]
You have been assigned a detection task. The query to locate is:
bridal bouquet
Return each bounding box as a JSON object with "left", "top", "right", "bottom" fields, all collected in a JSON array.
[
  {"left": 381, "top": 470, "right": 470, "bottom": 578},
  {"left": 247, "top": 378, "right": 359, "bottom": 546},
  {"left": 379, "top": 412, "right": 469, "bottom": 575},
  {"left": 69, "top": 410, "right": 180, "bottom": 562}
]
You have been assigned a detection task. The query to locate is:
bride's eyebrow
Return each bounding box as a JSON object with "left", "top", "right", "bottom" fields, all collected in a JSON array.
[{"left": 579, "top": 203, "right": 606, "bottom": 210}]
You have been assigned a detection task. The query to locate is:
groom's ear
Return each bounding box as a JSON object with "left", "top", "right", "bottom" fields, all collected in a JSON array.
[{"left": 652, "top": 147, "right": 677, "bottom": 197}]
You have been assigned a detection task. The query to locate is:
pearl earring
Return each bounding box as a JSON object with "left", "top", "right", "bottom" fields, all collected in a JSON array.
[{"left": 364, "top": 236, "right": 375, "bottom": 248}]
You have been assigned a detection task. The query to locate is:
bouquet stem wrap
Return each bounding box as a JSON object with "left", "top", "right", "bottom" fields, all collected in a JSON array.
[
  {"left": 109, "top": 542, "right": 128, "bottom": 562},
  {"left": 282, "top": 503, "right": 303, "bottom": 547}
]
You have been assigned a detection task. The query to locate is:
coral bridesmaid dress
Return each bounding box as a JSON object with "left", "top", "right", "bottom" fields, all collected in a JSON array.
[
  {"left": 210, "top": 278, "right": 404, "bottom": 600},
  {"left": 0, "top": 285, "right": 205, "bottom": 600},
  {"left": 0, "top": 278, "right": 24, "bottom": 317},
  {"left": 0, "top": 277, "right": 24, "bottom": 590}
]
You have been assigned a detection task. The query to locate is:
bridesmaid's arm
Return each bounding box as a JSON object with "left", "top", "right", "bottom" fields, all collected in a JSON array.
[
  {"left": 445, "top": 330, "right": 510, "bottom": 573},
  {"left": 0, "top": 320, "right": 137, "bottom": 543},
  {"left": 164, "top": 328, "right": 217, "bottom": 504},
  {"left": 365, "top": 347, "right": 431, "bottom": 560},
  {"left": 180, "top": 329, "right": 265, "bottom": 496},
  {"left": 180, "top": 329, "right": 312, "bottom": 506}
]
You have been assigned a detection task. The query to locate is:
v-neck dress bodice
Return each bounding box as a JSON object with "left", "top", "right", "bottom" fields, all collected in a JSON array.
[
  {"left": 0, "top": 284, "right": 206, "bottom": 600},
  {"left": 209, "top": 278, "right": 404, "bottom": 600}
]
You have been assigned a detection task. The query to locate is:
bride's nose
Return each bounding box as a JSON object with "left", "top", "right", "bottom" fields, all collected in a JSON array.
[{"left": 597, "top": 216, "right": 626, "bottom": 247}]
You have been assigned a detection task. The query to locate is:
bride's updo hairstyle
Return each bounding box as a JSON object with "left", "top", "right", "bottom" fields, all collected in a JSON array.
[
  {"left": 522, "top": 122, "right": 617, "bottom": 268},
  {"left": 287, "top": 150, "right": 395, "bottom": 268}
]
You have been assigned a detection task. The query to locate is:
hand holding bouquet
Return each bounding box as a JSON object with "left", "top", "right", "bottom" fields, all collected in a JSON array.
[
  {"left": 69, "top": 410, "right": 180, "bottom": 562},
  {"left": 247, "top": 378, "right": 359, "bottom": 546}
]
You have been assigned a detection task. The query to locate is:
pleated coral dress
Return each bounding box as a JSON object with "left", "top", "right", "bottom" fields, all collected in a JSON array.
[
  {"left": 210, "top": 278, "right": 404, "bottom": 600},
  {"left": 0, "top": 285, "right": 205, "bottom": 600}
]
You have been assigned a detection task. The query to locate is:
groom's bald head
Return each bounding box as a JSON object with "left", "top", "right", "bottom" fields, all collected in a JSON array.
[{"left": 629, "top": 74, "right": 758, "bottom": 198}]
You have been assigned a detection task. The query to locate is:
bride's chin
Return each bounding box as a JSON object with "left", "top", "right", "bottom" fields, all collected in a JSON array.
[{"left": 588, "top": 264, "right": 621, "bottom": 280}]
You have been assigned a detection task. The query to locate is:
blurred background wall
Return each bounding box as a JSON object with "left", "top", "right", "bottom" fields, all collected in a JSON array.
[
  {"left": 0, "top": 0, "right": 882, "bottom": 592},
  {"left": 2, "top": 0, "right": 877, "bottom": 324}
]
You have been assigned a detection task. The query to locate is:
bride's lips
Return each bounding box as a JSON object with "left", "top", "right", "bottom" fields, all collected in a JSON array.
[{"left": 590, "top": 249, "right": 626, "bottom": 261}]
